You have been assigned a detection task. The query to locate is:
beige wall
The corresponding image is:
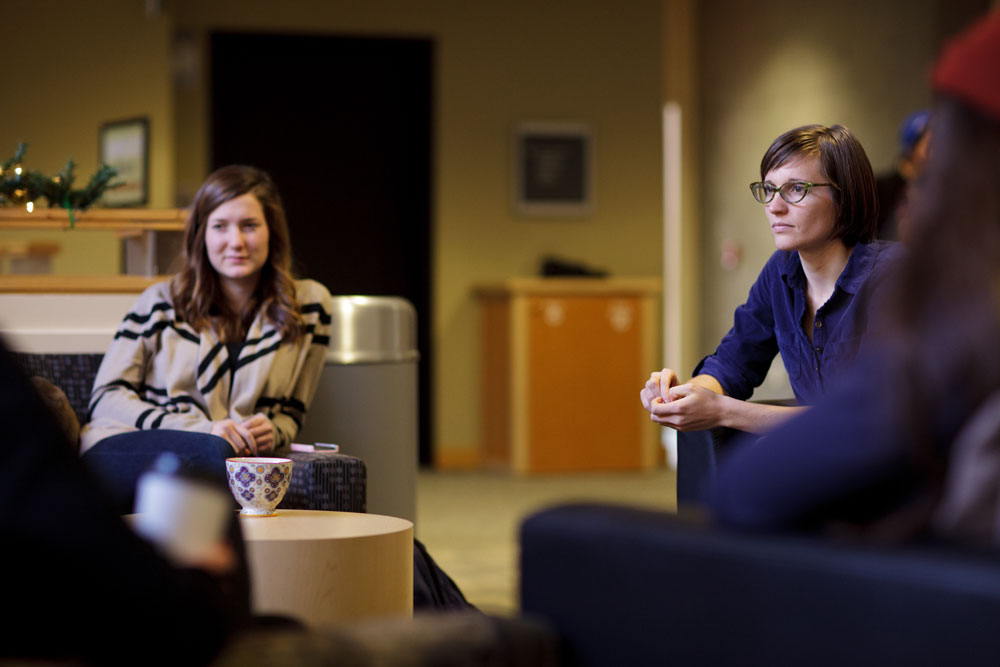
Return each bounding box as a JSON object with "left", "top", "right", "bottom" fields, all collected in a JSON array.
[
  {"left": 4, "top": 1, "right": 666, "bottom": 461},
  {"left": 169, "top": 1, "right": 666, "bottom": 460},
  {"left": 0, "top": 0, "right": 175, "bottom": 273},
  {"left": 695, "top": 0, "right": 970, "bottom": 363}
]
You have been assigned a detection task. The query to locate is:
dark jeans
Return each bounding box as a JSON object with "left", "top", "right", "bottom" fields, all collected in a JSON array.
[{"left": 82, "top": 429, "right": 234, "bottom": 514}]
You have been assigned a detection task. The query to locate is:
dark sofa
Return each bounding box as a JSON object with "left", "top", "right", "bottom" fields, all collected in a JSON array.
[
  {"left": 520, "top": 503, "right": 1000, "bottom": 667},
  {"left": 13, "top": 351, "right": 367, "bottom": 513}
]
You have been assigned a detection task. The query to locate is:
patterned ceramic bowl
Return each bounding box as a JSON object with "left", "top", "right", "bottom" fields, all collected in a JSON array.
[{"left": 225, "top": 457, "right": 294, "bottom": 517}]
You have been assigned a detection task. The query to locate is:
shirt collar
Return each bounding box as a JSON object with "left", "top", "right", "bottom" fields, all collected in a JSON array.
[
  {"left": 835, "top": 242, "right": 878, "bottom": 295},
  {"left": 779, "top": 251, "right": 807, "bottom": 291},
  {"left": 779, "top": 242, "right": 879, "bottom": 295}
]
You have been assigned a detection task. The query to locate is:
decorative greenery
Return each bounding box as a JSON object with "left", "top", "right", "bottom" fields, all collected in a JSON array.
[{"left": 0, "top": 142, "right": 120, "bottom": 218}]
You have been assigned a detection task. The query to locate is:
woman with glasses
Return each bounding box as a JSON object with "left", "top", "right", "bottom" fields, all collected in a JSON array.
[
  {"left": 711, "top": 11, "right": 1000, "bottom": 535},
  {"left": 641, "top": 124, "right": 902, "bottom": 435}
]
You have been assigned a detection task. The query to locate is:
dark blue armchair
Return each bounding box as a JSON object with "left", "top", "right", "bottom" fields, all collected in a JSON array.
[
  {"left": 520, "top": 503, "right": 1000, "bottom": 666},
  {"left": 675, "top": 399, "right": 797, "bottom": 506}
]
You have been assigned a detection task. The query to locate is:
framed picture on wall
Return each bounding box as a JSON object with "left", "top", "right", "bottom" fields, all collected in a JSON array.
[
  {"left": 99, "top": 116, "right": 149, "bottom": 207},
  {"left": 513, "top": 121, "right": 593, "bottom": 217}
]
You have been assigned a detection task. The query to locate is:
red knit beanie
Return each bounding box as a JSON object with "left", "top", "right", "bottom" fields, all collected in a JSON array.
[{"left": 932, "top": 10, "right": 1000, "bottom": 121}]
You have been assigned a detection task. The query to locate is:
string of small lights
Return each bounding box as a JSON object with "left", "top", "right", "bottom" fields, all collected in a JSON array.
[{"left": 0, "top": 143, "right": 119, "bottom": 226}]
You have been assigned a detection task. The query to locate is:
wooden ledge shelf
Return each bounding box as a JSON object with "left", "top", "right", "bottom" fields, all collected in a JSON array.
[
  {"left": 0, "top": 208, "right": 186, "bottom": 232},
  {"left": 0, "top": 274, "right": 169, "bottom": 293},
  {"left": 0, "top": 208, "right": 186, "bottom": 278}
]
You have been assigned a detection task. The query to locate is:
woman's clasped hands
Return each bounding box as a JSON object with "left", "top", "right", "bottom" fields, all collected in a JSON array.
[
  {"left": 640, "top": 369, "right": 728, "bottom": 432},
  {"left": 211, "top": 413, "right": 276, "bottom": 456}
]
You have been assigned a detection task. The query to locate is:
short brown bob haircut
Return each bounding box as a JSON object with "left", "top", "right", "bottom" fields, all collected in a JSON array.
[{"left": 760, "top": 124, "right": 878, "bottom": 247}]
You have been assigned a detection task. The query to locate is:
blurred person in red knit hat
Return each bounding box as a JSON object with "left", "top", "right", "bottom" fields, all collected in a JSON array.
[{"left": 710, "top": 9, "right": 1000, "bottom": 545}]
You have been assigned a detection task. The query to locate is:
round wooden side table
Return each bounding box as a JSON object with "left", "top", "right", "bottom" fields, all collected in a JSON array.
[{"left": 239, "top": 509, "right": 413, "bottom": 625}]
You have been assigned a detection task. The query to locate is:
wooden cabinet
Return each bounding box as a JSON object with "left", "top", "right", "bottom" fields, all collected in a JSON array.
[{"left": 476, "top": 277, "right": 662, "bottom": 473}]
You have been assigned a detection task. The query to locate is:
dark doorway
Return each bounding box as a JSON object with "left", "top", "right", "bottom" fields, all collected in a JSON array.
[{"left": 210, "top": 31, "right": 434, "bottom": 465}]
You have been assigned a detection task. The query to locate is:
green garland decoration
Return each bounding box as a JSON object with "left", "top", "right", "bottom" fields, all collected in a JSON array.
[{"left": 0, "top": 143, "right": 121, "bottom": 228}]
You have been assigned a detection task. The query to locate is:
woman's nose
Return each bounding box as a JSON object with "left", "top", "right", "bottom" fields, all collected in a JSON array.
[{"left": 766, "top": 195, "right": 788, "bottom": 213}]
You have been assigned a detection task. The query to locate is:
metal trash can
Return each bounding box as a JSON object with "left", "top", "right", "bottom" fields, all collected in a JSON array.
[{"left": 296, "top": 296, "right": 419, "bottom": 523}]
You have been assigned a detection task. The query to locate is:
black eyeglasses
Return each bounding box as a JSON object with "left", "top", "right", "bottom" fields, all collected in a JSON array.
[{"left": 749, "top": 180, "right": 838, "bottom": 204}]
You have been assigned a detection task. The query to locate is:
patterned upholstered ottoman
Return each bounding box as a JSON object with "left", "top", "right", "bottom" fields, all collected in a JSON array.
[{"left": 13, "top": 352, "right": 367, "bottom": 513}]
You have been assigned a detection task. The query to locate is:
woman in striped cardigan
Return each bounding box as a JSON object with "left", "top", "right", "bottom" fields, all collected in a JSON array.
[{"left": 81, "top": 165, "right": 333, "bottom": 512}]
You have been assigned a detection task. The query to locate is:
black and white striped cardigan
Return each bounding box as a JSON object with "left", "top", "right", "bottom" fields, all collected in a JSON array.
[{"left": 79, "top": 279, "right": 333, "bottom": 454}]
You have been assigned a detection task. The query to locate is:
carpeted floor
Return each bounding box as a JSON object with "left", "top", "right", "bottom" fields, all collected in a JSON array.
[{"left": 414, "top": 467, "right": 676, "bottom": 616}]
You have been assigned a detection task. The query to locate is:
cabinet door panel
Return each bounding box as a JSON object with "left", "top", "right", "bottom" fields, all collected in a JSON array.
[{"left": 527, "top": 296, "right": 643, "bottom": 471}]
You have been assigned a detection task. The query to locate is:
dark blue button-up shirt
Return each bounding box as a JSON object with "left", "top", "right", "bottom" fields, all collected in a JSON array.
[{"left": 693, "top": 241, "right": 904, "bottom": 405}]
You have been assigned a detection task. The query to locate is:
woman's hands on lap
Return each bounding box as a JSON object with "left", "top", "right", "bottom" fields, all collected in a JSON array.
[
  {"left": 649, "top": 383, "right": 729, "bottom": 431},
  {"left": 640, "top": 369, "right": 728, "bottom": 431},
  {"left": 211, "top": 413, "right": 276, "bottom": 456},
  {"left": 240, "top": 413, "right": 276, "bottom": 455},
  {"left": 640, "top": 369, "right": 680, "bottom": 413}
]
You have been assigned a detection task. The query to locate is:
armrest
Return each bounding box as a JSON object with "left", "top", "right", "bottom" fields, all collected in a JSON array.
[
  {"left": 520, "top": 503, "right": 1000, "bottom": 666},
  {"left": 676, "top": 427, "right": 745, "bottom": 506},
  {"left": 676, "top": 397, "right": 798, "bottom": 506},
  {"left": 283, "top": 452, "right": 367, "bottom": 512}
]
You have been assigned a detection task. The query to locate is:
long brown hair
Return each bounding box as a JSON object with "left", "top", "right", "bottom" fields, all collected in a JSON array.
[
  {"left": 760, "top": 124, "right": 879, "bottom": 247},
  {"left": 172, "top": 165, "right": 303, "bottom": 342},
  {"left": 885, "top": 97, "right": 1000, "bottom": 496}
]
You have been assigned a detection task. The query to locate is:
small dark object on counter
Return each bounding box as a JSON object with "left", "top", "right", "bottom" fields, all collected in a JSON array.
[{"left": 539, "top": 255, "right": 608, "bottom": 277}]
